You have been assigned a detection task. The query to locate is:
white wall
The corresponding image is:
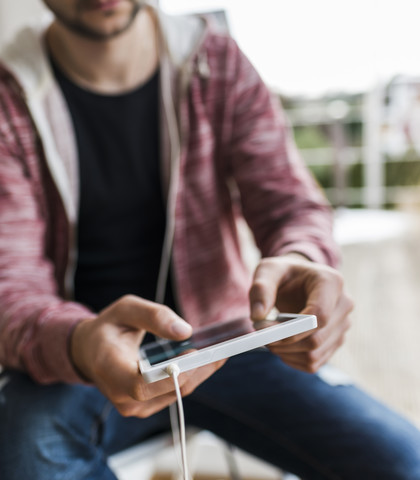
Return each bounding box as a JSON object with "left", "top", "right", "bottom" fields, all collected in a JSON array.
[
  {"left": 162, "top": 0, "right": 420, "bottom": 97},
  {"left": 0, "top": 0, "right": 47, "bottom": 47},
  {"left": 2, "top": 0, "right": 419, "bottom": 97}
]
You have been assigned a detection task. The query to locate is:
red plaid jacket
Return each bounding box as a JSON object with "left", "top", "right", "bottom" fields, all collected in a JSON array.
[{"left": 0, "top": 12, "right": 339, "bottom": 384}]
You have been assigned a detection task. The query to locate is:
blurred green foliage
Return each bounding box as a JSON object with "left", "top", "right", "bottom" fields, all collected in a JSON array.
[
  {"left": 283, "top": 92, "right": 420, "bottom": 208},
  {"left": 385, "top": 152, "right": 420, "bottom": 187},
  {"left": 293, "top": 126, "right": 330, "bottom": 150}
]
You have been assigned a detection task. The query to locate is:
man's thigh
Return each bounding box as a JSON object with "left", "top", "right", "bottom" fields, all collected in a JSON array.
[
  {"left": 0, "top": 370, "right": 168, "bottom": 480},
  {"left": 185, "top": 349, "right": 420, "bottom": 480}
]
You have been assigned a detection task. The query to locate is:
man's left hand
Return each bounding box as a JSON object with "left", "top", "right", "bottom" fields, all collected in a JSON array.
[{"left": 249, "top": 254, "right": 353, "bottom": 373}]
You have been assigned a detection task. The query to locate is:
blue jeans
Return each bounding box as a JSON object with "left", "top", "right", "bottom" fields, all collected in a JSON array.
[{"left": 1, "top": 350, "right": 420, "bottom": 479}]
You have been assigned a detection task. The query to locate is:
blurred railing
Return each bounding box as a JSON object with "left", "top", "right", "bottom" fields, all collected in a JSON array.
[{"left": 282, "top": 75, "right": 420, "bottom": 210}]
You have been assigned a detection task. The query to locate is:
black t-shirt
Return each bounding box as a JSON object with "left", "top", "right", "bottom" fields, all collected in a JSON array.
[{"left": 52, "top": 62, "right": 175, "bottom": 313}]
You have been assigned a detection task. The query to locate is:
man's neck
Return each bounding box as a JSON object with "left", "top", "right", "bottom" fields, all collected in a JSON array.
[{"left": 47, "top": 8, "right": 159, "bottom": 94}]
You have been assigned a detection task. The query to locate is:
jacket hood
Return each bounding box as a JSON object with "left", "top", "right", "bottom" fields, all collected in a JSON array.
[
  {"left": 0, "top": 5, "right": 213, "bottom": 304},
  {"left": 0, "top": 6, "right": 209, "bottom": 102}
]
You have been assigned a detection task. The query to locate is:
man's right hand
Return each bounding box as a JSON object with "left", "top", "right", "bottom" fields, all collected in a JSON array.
[{"left": 70, "top": 295, "right": 225, "bottom": 418}]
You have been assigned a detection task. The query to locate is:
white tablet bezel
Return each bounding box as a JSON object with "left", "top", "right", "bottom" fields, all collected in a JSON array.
[{"left": 138, "top": 313, "right": 317, "bottom": 383}]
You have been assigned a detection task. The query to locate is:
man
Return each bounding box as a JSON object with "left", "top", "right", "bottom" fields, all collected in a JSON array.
[{"left": 0, "top": 1, "right": 419, "bottom": 479}]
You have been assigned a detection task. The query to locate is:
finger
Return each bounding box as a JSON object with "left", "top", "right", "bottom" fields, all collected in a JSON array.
[
  {"left": 128, "top": 361, "right": 225, "bottom": 417},
  {"left": 123, "top": 358, "right": 224, "bottom": 418},
  {"left": 177, "top": 358, "right": 226, "bottom": 397},
  {"left": 270, "top": 306, "right": 351, "bottom": 353},
  {"left": 273, "top": 288, "right": 352, "bottom": 348},
  {"left": 268, "top": 328, "right": 314, "bottom": 347},
  {"left": 134, "top": 359, "right": 226, "bottom": 403},
  {"left": 279, "top": 341, "right": 342, "bottom": 373},
  {"left": 274, "top": 349, "right": 327, "bottom": 373},
  {"left": 102, "top": 333, "right": 225, "bottom": 406},
  {"left": 274, "top": 316, "right": 350, "bottom": 372},
  {"left": 104, "top": 295, "right": 193, "bottom": 341},
  {"left": 278, "top": 356, "right": 318, "bottom": 373},
  {"left": 274, "top": 335, "right": 343, "bottom": 369},
  {"left": 299, "top": 270, "right": 346, "bottom": 328},
  {"left": 249, "top": 259, "right": 291, "bottom": 320},
  {"left": 265, "top": 306, "right": 335, "bottom": 349},
  {"left": 92, "top": 341, "right": 180, "bottom": 405},
  {"left": 114, "top": 392, "right": 178, "bottom": 418},
  {"left": 269, "top": 296, "right": 352, "bottom": 372}
]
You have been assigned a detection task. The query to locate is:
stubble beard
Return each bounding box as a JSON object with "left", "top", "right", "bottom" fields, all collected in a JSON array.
[{"left": 51, "top": 0, "right": 143, "bottom": 41}]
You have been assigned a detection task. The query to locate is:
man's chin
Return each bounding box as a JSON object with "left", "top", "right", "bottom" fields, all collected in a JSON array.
[
  {"left": 68, "top": 23, "right": 133, "bottom": 41},
  {"left": 59, "top": 2, "right": 142, "bottom": 41}
]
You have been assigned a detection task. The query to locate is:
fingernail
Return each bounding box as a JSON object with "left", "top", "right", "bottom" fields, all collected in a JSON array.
[
  {"left": 171, "top": 320, "right": 192, "bottom": 338},
  {"left": 251, "top": 301, "right": 266, "bottom": 319}
]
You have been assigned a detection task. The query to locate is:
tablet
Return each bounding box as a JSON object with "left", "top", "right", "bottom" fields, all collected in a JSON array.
[{"left": 138, "top": 313, "right": 317, "bottom": 383}]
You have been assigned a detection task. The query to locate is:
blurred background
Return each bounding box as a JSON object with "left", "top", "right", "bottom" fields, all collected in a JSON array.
[{"left": 1, "top": 1, "right": 419, "bottom": 478}]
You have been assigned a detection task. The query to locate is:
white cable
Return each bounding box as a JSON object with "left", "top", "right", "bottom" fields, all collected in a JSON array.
[{"left": 165, "top": 363, "right": 191, "bottom": 480}]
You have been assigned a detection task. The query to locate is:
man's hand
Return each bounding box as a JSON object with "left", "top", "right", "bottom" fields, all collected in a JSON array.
[
  {"left": 249, "top": 254, "right": 353, "bottom": 373},
  {"left": 70, "top": 295, "right": 225, "bottom": 418}
]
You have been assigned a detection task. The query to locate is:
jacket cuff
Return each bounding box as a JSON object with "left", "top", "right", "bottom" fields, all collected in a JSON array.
[
  {"left": 27, "top": 303, "right": 95, "bottom": 385},
  {"left": 276, "top": 242, "right": 340, "bottom": 268}
]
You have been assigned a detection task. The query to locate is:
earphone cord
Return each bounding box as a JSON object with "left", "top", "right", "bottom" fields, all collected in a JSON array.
[{"left": 166, "top": 364, "right": 190, "bottom": 480}]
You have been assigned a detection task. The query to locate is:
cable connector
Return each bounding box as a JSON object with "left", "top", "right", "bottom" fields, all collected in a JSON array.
[{"left": 165, "top": 363, "right": 181, "bottom": 378}]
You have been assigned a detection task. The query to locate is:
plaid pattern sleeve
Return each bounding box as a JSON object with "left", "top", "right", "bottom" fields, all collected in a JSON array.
[{"left": 0, "top": 65, "right": 93, "bottom": 384}]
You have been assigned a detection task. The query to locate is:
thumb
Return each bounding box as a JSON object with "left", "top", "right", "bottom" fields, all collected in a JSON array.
[
  {"left": 249, "top": 259, "right": 290, "bottom": 320},
  {"left": 105, "top": 295, "right": 193, "bottom": 340}
]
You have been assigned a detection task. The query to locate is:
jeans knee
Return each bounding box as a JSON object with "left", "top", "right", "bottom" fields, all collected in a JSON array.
[{"left": 0, "top": 371, "right": 111, "bottom": 480}]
